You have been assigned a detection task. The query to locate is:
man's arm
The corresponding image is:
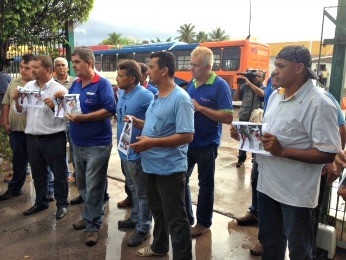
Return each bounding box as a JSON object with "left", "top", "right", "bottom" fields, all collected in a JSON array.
[
  {"left": 2, "top": 104, "right": 10, "bottom": 133},
  {"left": 66, "top": 108, "right": 113, "bottom": 122},
  {"left": 130, "top": 133, "right": 194, "bottom": 153},
  {"left": 262, "top": 132, "right": 336, "bottom": 164},
  {"left": 193, "top": 98, "right": 233, "bottom": 124}
]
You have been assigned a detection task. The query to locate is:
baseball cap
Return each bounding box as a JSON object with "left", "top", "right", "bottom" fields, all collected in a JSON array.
[{"left": 276, "top": 45, "right": 319, "bottom": 80}]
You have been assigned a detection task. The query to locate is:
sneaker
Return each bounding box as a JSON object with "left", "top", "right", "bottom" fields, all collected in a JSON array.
[
  {"left": 73, "top": 219, "right": 86, "bottom": 230},
  {"left": 136, "top": 246, "right": 167, "bottom": 257},
  {"left": 70, "top": 195, "right": 84, "bottom": 205},
  {"left": 85, "top": 231, "right": 99, "bottom": 246},
  {"left": 127, "top": 231, "right": 150, "bottom": 247},
  {"left": 48, "top": 191, "right": 54, "bottom": 202},
  {"left": 190, "top": 223, "right": 210, "bottom": 238},
  {"left": 235, "top": 162, "right": 244, "bottom": 168},
  {"left": 118, "top": 218, "right": 137, "bottom": 228},
  {"left": 235, "top": 212, "right": 258, "bottom": 226},
  {"left": 250, "top": 243, "right": 263, "bottom": 256},
  {"left": 0, "top": 189, "right": 23, "bottom": 200}
]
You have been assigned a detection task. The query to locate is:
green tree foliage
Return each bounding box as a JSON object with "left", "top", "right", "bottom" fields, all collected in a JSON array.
[
  {"left": 100, "top": 32, "right": 123, "bottom": 46},
  {"left": 209, "top": 27, "right": 229, "bottom": 42},
  {"left": 0, "top": 128, "right": 12, "bottom": 171},
  {"left": 175, "top": 23, "right": 197, "bottom": 43},
  {"left": 195, "top": 31, "right": 209, "bottom": 43},
  {"left": 0, "top": 0, "right": 94, "bottom": 64}
]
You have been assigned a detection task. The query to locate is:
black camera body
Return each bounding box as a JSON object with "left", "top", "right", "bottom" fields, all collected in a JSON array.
[{"left": 236, "top": 69, "right": 257, "bottom": 84}]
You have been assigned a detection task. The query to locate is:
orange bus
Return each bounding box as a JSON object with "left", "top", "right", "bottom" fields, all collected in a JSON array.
[
  {"left": 93, "top": 40, "right": 270, "bottom": 96},
  {"left": 173, "top": 39, "right": 270, "bottom": 92}
]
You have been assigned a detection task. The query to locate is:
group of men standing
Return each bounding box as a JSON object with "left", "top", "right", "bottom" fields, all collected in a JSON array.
[{"left": 1, "top": 44, "right": 346, "bottom": 260}]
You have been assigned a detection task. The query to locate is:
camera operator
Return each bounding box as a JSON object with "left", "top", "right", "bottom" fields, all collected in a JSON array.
[{"left": 233, "top": 69, "right": 266, "bottom": 167}]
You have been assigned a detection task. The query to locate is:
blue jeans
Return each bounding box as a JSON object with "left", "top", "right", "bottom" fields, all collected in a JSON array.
[
  {"left": 142, "top": 172, "right": 192, "bottom": 260},
  {"left": 27, "top": 132, "right": 68, "bottom": 208},
  {"left": 185, "top": 145, "right": 217, "bottom": 227},
  {"left": 121, "top": 159, "right": 152, "bottom": 233},
  {"left": 74, "top": 144, "right": 112, "bottom": 232},
  {"left": 8, "top": 131, "right": 28, "bottom": 193},
  {"left": 257, "top": 191, "right": 314, "bottom": 260}
]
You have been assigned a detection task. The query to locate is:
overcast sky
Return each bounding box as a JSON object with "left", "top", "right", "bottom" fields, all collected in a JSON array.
[{"left": 74, "top": 0, "right": 339, "bottom": 46}]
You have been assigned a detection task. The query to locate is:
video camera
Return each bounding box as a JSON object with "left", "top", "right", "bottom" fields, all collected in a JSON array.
[{"left": 236, "top": 69, "right": 257, "bottom": 84}]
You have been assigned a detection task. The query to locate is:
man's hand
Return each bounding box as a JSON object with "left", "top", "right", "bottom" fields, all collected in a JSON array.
[
  {"left": 262, "top": 132, "right": 285, "bottom": 157},
  {"left": 337, "top": 186, "right": 346, "bottom": 201},
  {"left": 230, "top": 124, "right": 239, "bottom": 141},
  {"left": 44, "top": 98, "right": 55, "bottom": 109},
  {"left": 130, "top": 136, "right": 153, "bottom": 153}
]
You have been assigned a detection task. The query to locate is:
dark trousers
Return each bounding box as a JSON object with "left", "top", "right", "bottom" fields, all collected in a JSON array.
[
  {"left": 238, "top": 149, "right": 247, "bottom": 163},
  {"left": 27, "top": 132, "right": 68, "bottom": 208},
  {"left": 258, "top": 191, "right": 314, "bottom": 260},
  {"left": 8, "top": 131, "right": 28, "bottom": 192},
  {"left": 143, "top": 172, "right": 192, "bottom": 260},
  {"left": 249, "top": 160, "right": 259, "bottom": 216},
  {"left": 121, "top": 160, "right": 132, "bottom": 200},
  {"left": 185, "top": 145, "right": 217, "bottom": 227}
]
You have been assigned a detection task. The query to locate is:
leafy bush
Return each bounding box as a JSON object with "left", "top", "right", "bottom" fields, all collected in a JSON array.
[{"left": 0, "top": 127, "right": 12, "bottom": 172}]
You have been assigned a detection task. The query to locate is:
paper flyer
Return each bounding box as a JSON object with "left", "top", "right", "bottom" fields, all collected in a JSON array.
[
  {"left": 18, "top": 87, "right": 45, "bottom": 108},
  {"left": 232, "top": 121, "right": 270, "bottom": 155},
  {"left": 63, "top": 94, "right": 82, "bottom": 115},
  {"left": 118, "top": 120, "right": 133, "bottom": 155}
]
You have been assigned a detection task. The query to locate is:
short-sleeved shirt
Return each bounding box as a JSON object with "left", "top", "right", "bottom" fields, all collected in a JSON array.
[
  {"left": 54, "top": 75, "right": 75, "bottom": 90},
  {"left": 68, "top": 74, "right": 116, "bottom": 147},
  {"left": 2, "top": 77, "right": 27, "bottom": 131},
  {"left": 187, "top": 72, "right": 233, "bottom": 148},
  {"left": 15, "top": 78, "right": 68, "bottom": 135},
  {"left": 116, "top": 85, "right": 153, "bottom": 161},
  {"left": 256, "top": 79, "right": 341, "bottom": 208},
  {"left": 141, "top": 85, "right": 194, "bottom": 174}
]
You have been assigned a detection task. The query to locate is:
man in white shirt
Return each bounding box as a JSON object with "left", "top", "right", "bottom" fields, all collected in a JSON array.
[{"left": 12, "top": 54, "right": 69, "bottom": 220}]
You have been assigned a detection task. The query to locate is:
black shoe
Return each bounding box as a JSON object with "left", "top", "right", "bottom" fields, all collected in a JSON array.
[
  {"left": 48, "top": 191, "right": 55, "bottom": 202},
  {"left": 0, "top": 189, "right": 23, "bottom": 201},
  {"left": 127, "top": 231, "right": 150, "bottom": 247},
  {"left": 70, "top": 195, "right": 84, "bottom": 205},
  {"left": 56, "top": 207, "right": 68, "bottom": 219},
  {"left": 23, "top": 204, "right": 49, "bottom": 216},
  {"left": 118, "top": 218, "right": 137, "bottom": 228}
]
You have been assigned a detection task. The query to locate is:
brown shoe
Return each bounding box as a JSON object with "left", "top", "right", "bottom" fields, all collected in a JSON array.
[
  {"left": 117, "top": 196, "right": 132, "bottom": 208},
  {"left": 250, "top": 243, "right": 263, "bottom": 256},
  {"left": 85, "top": 231, "right": 99, "bottom": 246},
  {"left": 235, "top": 212, "right": 258, "bottom": 226},
  {"left": 4, "top": 173, "right": 13, "bottom": 182},
  {"left": 73, "top": 219, "right": 86, "bottom": 230},
  {"left": 191, "top": 223, "right": 210, "bottom": 238}
]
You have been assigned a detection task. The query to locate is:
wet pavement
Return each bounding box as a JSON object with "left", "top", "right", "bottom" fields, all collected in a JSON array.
[{"left": 1, "top": 119, "right": 346, "bottom": 259}]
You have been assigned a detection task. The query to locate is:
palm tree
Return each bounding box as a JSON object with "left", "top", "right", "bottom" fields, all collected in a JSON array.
[
  {"left": 209, "top": 27, "right": 229, "bottom": 42},
  {"left": 195, "top": 31, "right": 209, "bottom": 43},
  {"left": 175, "top": 23, "right": 196, "bottom": 43},
  {"left": 100, "top": 32, "right": 122, "bottom": 46}
]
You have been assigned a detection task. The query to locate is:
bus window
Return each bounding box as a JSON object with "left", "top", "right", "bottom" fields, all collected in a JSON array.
[
  {"left": 175, "top": 50, "right": 192, "bottom": 70},
  {"left": 118, "top": 53, "right": 135, "bottom": 61},
  {"left": 211, "top": 49, "right": 221, "bottom": 71},
  {"left": 102, "top": 55, "right": 117, "bottom": 72},
  {"left": 222, "top": 47, "right": 240, "bottom": 71},
  {"left": 95, "top": 54, "right": 102, "bottom": 72},
  {"left": 134, "top": 53, "right": 148, "bottom": 63}
]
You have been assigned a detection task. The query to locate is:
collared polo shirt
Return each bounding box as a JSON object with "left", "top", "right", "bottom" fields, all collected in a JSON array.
[
  {"left": 187, "top": 72, "right": 233, "bottom": 148},
  {"left": 68, "top": 74, "right": 116, "bottom": 147}
]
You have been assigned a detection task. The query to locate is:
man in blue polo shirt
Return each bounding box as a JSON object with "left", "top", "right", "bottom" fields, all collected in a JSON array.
[
  {"left": 115, "top": 59, "right": 154, "bottom": 247},
  {"left": 65, "top": 47, "right": 116, "bottom": 246},
  {"left": 186, "top": 47, "right": 233, "bottom": 237}
]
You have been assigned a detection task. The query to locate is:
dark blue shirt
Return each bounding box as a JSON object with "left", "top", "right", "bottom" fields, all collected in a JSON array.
[{"left": 69, "top": 74, "right": 116, "bottom": 147}]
